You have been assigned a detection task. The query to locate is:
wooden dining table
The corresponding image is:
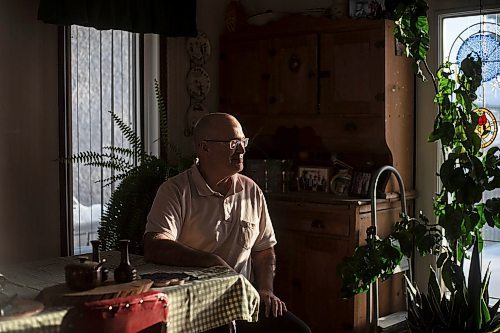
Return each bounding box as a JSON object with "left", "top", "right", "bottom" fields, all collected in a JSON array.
[{"left": 0, "top": 251, "right": 260, "bottom": 333}]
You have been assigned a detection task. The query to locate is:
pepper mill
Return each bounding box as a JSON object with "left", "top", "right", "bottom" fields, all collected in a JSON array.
[
  {"left": 114, "top": 239, "right": 137, "bottom": 283},
  {"left": 90, "top": 240, "right": 108, "bottom": 282}
]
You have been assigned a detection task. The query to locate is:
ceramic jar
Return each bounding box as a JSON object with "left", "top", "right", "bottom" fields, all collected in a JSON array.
[{"left": 330, "top": 169, "right": 352, "bottom": 196}]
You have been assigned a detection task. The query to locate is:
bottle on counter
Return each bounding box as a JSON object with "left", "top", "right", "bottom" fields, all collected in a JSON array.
[{"left": 90, "top": 240, "right": 108, "bottom": 282}]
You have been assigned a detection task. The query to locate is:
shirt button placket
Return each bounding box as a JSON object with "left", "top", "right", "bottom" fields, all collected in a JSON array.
[{"left": 224, "top": 197, "right": 231, "bottom": 221}]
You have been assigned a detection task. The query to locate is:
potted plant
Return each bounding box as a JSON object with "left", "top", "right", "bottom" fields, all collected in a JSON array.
[
  {"left": 67, "top": 81, "right": 191, "bottom": 254},
  {"left": 338, "top": 0, "right": 500, "bottom": 331}
]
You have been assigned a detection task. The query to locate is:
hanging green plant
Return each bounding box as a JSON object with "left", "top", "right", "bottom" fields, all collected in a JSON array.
[{"left": 338, "top": 1, "right": 500, "bottom": 331}]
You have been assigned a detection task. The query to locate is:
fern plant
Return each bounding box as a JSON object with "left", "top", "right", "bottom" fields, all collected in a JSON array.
[{"left": 68, "top": 80, "right": 190, "bottom": 253}]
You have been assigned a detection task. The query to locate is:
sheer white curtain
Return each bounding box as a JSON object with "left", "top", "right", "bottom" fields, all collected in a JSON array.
[{"left": 70, "top": 26, "right": 139, "bottom": 254}]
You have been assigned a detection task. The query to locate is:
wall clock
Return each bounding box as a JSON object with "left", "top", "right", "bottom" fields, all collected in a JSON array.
[
  {"left": 186, "top": 32, "right": 211, "bottom": 65},
  {"left": 186, "top": 67, "right": 210, "bottom": 101}
]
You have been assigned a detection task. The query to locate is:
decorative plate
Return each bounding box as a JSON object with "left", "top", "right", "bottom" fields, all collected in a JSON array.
[
  {"left": 185, "top": 103, "right": 209, "bottom": 136},
  {"left": 186, "top": 32, "right": 211, "bottom": 65},
  {"left": 186, "top": 67, "right": 210, "bottom": 101}
]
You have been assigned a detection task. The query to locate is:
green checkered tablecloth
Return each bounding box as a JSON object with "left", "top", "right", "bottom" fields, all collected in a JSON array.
[
  {"left": 0, "top": 252, "right": 260, "bottom": 333},
  {"left": 161, "top": 272, "right": 259, "bottom": 333},
  {"left": 0, "top": 308, "right": 68, "bottom": 333}
]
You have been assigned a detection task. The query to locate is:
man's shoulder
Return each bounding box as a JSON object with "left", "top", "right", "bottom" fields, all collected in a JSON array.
[{"left": 159, "top": 168, "right": 192, "bottom": 190}]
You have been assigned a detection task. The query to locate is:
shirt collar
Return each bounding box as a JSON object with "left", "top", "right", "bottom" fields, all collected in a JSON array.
[{"left": 191, "top": 163, "right": 244, "bottom": 197}]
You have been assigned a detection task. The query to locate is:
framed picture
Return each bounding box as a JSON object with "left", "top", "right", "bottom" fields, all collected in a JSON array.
[
  {"left": 297, "top": 166, "right": 331, "bottom": 192},
  {"left": 349, "top": 0, "right": 383, "bottom": 19},
  {"left": 349, "top": 170, "right": 372, "bottom": 197}
]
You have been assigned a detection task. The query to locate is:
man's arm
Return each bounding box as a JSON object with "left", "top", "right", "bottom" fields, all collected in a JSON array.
[
  {"left": 251, "top": 247, "right": 287, "bottom": 317},
  {"left": 143, "top": 232, "right": 230, "bottom": 268}
]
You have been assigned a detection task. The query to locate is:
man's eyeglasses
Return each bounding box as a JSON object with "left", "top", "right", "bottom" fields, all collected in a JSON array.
[{"left": 204, "top": 138, "right": 249, "bottom": 149}]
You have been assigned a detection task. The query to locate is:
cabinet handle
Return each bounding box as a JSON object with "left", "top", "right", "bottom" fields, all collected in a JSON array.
[
  {"left": 288, "top": 55, "right": 302, "bottom": 72},
  {"left": 311, "top": 219, "right": 325, "bottom": 229}
]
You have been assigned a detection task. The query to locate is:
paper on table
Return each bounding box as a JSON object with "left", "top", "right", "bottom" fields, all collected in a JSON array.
[{"left": 140, "top": 266, "right": 233, "bottom": 287}]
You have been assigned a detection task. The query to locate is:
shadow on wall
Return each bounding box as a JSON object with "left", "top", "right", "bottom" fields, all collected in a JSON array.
[{"left": 246, "top": 126, "right": 329, "bottom": 161}]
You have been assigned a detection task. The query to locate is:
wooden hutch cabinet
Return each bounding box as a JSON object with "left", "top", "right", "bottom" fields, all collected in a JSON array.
[
  {"left": 220, "top": 32, "right": 318, "bottom": 115},
  {"left": 266, "top": 193, "right": 412, "bottom": 333},
  {"left": 219, "top": 15, "right": 415, "bottom": 333}
]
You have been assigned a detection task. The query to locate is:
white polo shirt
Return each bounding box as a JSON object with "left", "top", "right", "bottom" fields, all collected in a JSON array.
[{"left": 146, "top": 164, "right": 277, "bottom": 280}]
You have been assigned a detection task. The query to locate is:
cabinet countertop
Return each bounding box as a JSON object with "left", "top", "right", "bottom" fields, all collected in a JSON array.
[{"left": 265, "top": 190, "right": 416, "bottom": 207}]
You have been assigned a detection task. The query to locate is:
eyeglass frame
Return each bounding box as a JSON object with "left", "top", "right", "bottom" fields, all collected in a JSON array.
[{"left": 203, "top": 137, "right": 249, "bottom": 149}]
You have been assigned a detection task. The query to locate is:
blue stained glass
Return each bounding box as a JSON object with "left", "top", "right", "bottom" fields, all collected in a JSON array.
[{"left": 456, "top": 34, "right": 500, "bottom": 83}]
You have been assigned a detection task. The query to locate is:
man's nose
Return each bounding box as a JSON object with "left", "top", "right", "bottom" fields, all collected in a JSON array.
[{"left": 235, "top": 142, "right": 245, "bottom": 154}]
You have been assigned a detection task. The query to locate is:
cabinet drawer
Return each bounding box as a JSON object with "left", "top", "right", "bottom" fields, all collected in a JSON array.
[{"left": 269, "top": 201, "right": 351, "bottom": 237}]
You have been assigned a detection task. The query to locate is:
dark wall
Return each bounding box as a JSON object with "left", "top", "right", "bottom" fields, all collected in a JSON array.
[{"left": 0, "top": 0, "right": 60, "bottom": 263}]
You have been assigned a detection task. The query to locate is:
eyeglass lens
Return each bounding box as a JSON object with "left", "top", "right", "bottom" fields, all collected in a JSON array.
[{"left": 230, "top": 138, "right": 249, "bottom": 149}]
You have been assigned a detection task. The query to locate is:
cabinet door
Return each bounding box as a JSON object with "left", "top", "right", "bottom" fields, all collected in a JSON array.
[
  {"left": 301, "top": 235, "right": 355, "bottom": 333},
  {"left": 274, "top": 229, "right": 307, "bottom": 316},
  {"left": 219, "top": 39, "right": 270, "bottom": 115},
  {"left": 270, "top": 201, "right": 356, "bottom": 332},
  {"left": 319, "top": 27, "right": 385, "bottom": 115},
  {"left": 269, "top": 34, "right": 318, "bottom": 114}
]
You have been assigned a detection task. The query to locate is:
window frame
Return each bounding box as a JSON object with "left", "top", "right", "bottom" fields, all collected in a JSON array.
[
  {"left": 58, "top": 26, "right": 154, "bottom": 256},
  {"left": 439, "top": 8, "right": 500, "bottom": 302}
]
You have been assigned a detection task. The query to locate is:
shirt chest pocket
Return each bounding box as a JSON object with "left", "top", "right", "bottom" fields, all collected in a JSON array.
[{"left": 238, "top": 219, "right": 258, "bottom": 250}]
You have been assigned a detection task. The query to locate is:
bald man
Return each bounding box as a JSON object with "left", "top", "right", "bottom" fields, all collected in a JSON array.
[{"left": 144, "top": 113, "right": 310, "bottom": 333}]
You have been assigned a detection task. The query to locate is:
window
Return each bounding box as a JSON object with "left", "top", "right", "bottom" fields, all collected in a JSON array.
[
  {"left": 69, "top": 26, "right": 140, "bottom": 254},
  {"left": 442, "top": 11, "right": 500, "bottom": 301}
]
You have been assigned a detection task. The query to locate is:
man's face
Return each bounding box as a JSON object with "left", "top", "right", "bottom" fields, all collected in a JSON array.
[{"left": 204, "top": 119, "right": 247, "bottom": 175}]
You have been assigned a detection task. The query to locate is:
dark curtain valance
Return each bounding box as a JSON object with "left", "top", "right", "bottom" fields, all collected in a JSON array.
[{"left": 38, "top": 0, "right": 197, "bottom": 36}]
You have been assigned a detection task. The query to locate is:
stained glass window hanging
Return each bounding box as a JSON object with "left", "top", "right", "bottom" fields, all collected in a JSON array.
[{"left": 449, "top": 22, "right": 500, "bottom": 83}]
